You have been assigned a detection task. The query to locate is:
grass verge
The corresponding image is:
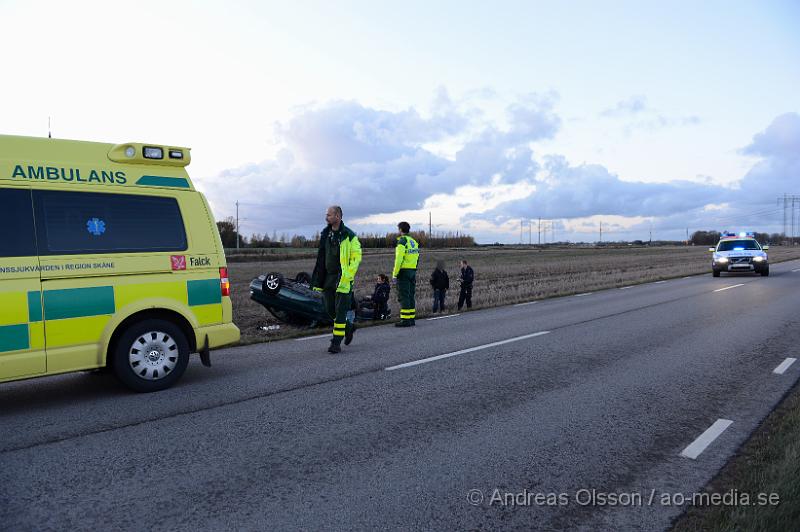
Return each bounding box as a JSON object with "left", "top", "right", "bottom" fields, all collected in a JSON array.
[{"left": 670, "top": 380, "right": 800, "bottom": 531}]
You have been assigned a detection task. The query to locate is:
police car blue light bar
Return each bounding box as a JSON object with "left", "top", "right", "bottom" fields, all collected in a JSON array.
[{"left": 721, "top": 231, "right": 755, "bottom": 239}]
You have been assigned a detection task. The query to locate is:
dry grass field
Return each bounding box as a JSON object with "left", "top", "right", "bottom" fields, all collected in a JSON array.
[{"left": 228, "top": 245, "right": 800, "bottom": 345}]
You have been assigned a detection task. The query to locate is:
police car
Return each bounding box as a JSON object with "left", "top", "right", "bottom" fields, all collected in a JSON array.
[
  {"left": 710, "top": 232, "right": 769, "bottom": 277},
  {"left": 0, "top": 135, "right": 240, "bottom": 392}
]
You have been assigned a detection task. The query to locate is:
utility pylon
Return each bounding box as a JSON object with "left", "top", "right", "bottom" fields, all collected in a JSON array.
[{"left": 778, "top": 194, "right": 800, "bottom": 243}]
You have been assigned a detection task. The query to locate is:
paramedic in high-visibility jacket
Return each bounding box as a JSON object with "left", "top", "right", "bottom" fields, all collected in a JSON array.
[
  {"left": 311, "top": 205, "right": 362, "bottom": 353},
  {"left": 392, "top": 221, "right": 420, "bottom": 327}
]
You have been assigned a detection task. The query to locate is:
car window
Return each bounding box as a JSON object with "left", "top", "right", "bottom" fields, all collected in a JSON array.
[
  {"left": 0, "top": 188, "right": 37, "bottom": 257},
  {"left": 33, "top": 190, "right": 187, "bottom": 255},
  {"left": 717, "top": 240, "right": 761, "bottom": 251}
]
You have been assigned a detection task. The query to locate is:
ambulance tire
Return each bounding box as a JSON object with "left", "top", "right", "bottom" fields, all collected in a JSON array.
[
  {"left": 112, "top": 319, "right": 190, "bottom": 393},
  {"left": 712, "top": 269, "right": 720, "bottom": 277}
]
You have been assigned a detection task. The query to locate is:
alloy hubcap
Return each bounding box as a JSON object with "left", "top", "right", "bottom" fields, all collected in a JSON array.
[{"left": 129, "top": 331, "right": 178, "bottom": 381}]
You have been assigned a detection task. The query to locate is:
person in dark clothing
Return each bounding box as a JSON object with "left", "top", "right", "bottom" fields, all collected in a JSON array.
[
  {"left": 430, "top": 260, "right": 449, "bottom": 313},
  {"left": 372, "top": 274, "right": 391, "bottom": 319},
  {"left": 310, "top": 205, "right": 362, "bottom": 354},
  {"left": 457, "top": 259, "right": 474, "bottom": 310},
  {"left": 361, "top": 274, "right": 391, "bottom": 320}
]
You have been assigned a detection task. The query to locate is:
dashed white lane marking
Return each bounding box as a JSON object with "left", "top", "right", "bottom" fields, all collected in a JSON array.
[
  {"left": 619, "top": 286, "right": 634, "bottom": 290},
  {"left": 427, "top": 314, "right": 461, "bottom": 321},
  {"left": 680, "top": 419, "right": 734, "bottom": 459},
  {"left": 514, "top": 301, "right": 538, "bottom": 307},
  {"left": 792, "top": 268, "right": 800, "bottom": 272},
  {"left": 295, "top": 333, "right": 330, "bottom": 342},
  {"left": 714, "top": 284, "right": 745, "bottom": 293},
  {"left": 385, "top": 331, "right": 551, "bottom": 371},
  {"left": 654, "top": 280, "right": 667, "bottom": 284},
  {"left": 574, "top": 292, "right": 593, "bottom": 297},
  {"left": 773, "top": 358, "right": 797, "bottom": 375}
]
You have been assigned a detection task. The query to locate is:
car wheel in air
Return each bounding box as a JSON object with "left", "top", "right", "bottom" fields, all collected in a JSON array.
[
  {"left": 294, "top": 271, "right": 312, "bottom": 286},
  {"left": 263, "top": 272, "right": 284, "bottom": 294}
]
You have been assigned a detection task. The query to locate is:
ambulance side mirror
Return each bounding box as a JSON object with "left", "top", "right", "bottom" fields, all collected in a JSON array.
[
  {"left": 763, "top": 245, "right": 769, "bottom": 251},
  {"left": 708, "top": 247, "right": 715, "bottom": 252}
]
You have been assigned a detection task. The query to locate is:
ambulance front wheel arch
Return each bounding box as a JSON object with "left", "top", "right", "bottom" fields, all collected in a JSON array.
[{"left": 110, "top": 317, "right": 192, "bottom": 393}]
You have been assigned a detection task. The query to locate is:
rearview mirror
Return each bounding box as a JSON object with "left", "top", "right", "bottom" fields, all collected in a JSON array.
[{"left": 763, "top": 245, "right": 769, "bottom": 251}]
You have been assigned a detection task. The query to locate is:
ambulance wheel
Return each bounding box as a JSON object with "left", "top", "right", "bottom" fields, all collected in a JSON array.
[
  {"left": 263, "top": 272, "right": 284, "bottom": 294},
  {"left": 112, "top": 319, "right": 190, "bottom": 392},
  {"left": 712, "top": 269, "right": 720, "bottom": 277},
  {"left": 761, "top": 267, "right": 769, "bottom": 277}
]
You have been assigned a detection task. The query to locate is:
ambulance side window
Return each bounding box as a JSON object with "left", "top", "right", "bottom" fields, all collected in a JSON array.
[
  {"left": 32, "top": 190, "right": 187, "bottom": 255},
  {"left": 0, "top": 188, "right": 37, "bottom": 257}
]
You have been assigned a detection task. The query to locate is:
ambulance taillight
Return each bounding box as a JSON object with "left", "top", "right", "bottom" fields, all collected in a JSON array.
[{"left": 220, "top": 267, "right": 231, "bottom": 297}]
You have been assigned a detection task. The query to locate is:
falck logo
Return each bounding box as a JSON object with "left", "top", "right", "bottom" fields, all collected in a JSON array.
[
  {"left": 86, "top": 218, "right": 106, "bottom": 236},
  {"left": 170, "top": 255, "right": 187, "bottom": 271}
]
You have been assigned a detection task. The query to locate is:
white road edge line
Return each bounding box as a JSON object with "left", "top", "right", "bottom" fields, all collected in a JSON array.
[
  {"left": 385, "top": 331, "right": 551, "bottom": 371},
  {"left": 514, "top": 301, "right": 538, "bottom": 307},
  {"left": 792, "top": 268, "right": 800, "bottom": 272},
  {"left": 773, "top": 358, "right": 797, "bottom": 375},
  {"left": 619, "top": 286, "right": 634, "bottom": 290},
  {"left": 680, "top": 419, "right": 734, "bottom": 460},
  {"left": 295, "top": 333, "right": 331, "bottom": 342},
  {"left": 427, "top": 314, "right": 461, "bottom": 321},
  {"left": 654, "top": 280, "right": 667, "bottom": 284},
  {"left": 574, "top": 292, "right": 593, "bottom": 297},
  {"left": 714, "top": 284, "right": 745, "bottom": 293},
  {"left": 682, "top": 276, "right": 693, "bottom": 279}
]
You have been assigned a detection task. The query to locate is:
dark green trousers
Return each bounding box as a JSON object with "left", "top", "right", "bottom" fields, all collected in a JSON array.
[
  {"left": 397, "top": 268, "right": 416, "bottom": 321},
  {"left": 323, "top": 274, "right": 353, "bottom": 344}
]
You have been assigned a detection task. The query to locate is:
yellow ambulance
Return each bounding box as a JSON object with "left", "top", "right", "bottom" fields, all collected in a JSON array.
[{"left": 0, "top": 135, "right": 240, "bottom": 392}]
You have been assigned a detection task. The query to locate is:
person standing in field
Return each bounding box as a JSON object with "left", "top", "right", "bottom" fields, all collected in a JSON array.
[
  {"left": 392, "top": 221, "right": 419, "bottom": 327},
  {"left": 457, "top": 259, "right": 474, "bottom": 311},
  {"left": 311, "top": 205, "right": 362, "bottom": 353},
  {"left": 430, "top": 260, "right": 449, "bottom": 313}
]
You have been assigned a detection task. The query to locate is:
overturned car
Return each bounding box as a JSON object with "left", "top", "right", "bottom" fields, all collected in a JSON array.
[{"left": 250, "top": 271, "right": 390, "bottom": 326}]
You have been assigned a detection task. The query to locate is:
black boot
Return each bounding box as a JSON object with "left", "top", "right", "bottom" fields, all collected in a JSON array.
[
  {"left": 328, "top": 339, "right": 342, "bottom": 353},
  {"left": 344, "top": 323, "right": 356, "bottom": 346},
  {"left": 395, "top": 320, "right": 410, "bottom": 327}
]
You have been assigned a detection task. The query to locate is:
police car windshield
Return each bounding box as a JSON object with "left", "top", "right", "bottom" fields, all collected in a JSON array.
[{"left": 718, "top": 240, "right": 761, "bottom": 251}]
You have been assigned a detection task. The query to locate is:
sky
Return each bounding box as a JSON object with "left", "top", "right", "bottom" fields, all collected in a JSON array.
[{"left": 2, "top": 0, "right": 799, "bottom": 243}]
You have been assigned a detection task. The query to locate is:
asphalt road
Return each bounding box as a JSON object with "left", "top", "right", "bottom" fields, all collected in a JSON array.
[{"left": 2, "top": 260, "right": 800, "bottom": 531}]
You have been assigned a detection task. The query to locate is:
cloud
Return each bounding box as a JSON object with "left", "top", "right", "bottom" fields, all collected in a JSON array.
[
  {"left": 471, "top": 112, "right": 800, "bottom": 240},
  {"left": 736, "top": 112, "right": 800, "bottom": 206},
  {"left": 204, "top": 91, "right": 560, "bottom": 233},
  {"left": 472, "top": 154, "right": 724, "bottom": 223},
  {"left": 601, "top": 95, "right": 647, "bottom": 117},
  {"left": 623, "top": 114, "right": 701, "bottom": 135},
  {"left": 740, "top": 112, "right": 800, "bottom": 161},
  {"left": 205, "top": 90, "right": 799, "bottom": 243},
  {"left": 602, "top": 95, "right": 701, "bottom": 134}
]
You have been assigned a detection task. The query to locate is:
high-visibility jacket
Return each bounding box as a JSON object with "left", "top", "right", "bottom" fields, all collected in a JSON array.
[
  {"left": 311, "top": 223, "right": 362, "bottom": 293},
  {"left": 393, "top": 235, "right": 419, "bottom": 277}
]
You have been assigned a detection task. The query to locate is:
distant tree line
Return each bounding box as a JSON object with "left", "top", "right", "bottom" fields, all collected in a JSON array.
[
  {"left": 216, "top": 217, "right": 475, "bottom": 249},
  {"left": 689, "top": 230, "right": 781, "bottom": 246}
]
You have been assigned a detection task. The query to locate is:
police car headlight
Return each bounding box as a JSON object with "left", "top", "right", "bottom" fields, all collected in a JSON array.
[
  {"left": 717, "top": 257, "right": 729, "bottom": 263},
  {"left": 753, "top": 256, "right": 764, "bottom": 262}
]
